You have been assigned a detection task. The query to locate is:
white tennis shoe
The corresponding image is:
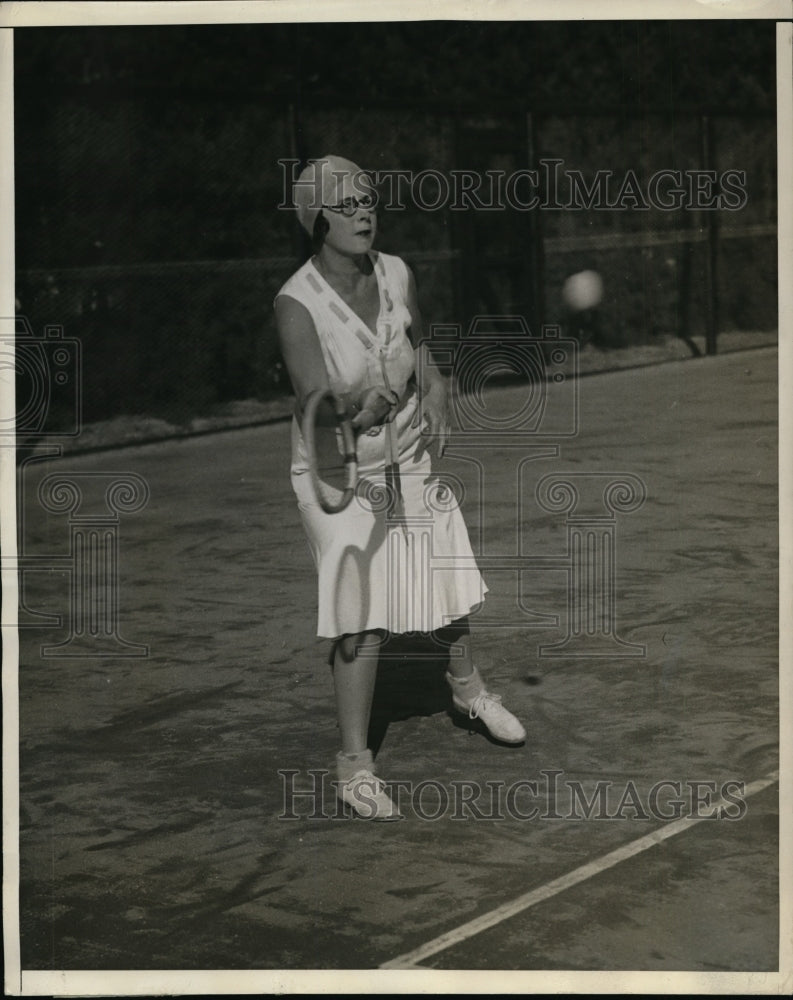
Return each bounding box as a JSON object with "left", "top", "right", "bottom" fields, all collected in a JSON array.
[
  {"left": 447, "top": 668, "right": 527, "bottom": 745},
  {"left": 335, "top": 751, "right": 404, "bottom": 821}
]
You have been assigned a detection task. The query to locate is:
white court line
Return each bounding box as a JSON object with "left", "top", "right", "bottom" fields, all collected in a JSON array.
[{"left": 380, "top": 769, "right": 780, "bottom": 970}]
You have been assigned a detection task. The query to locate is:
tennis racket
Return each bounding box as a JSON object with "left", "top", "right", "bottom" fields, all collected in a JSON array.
[
  {"left": 379, "top": 357, "right": 408, "bottom": 540},
  {"left": 301, "top": 389, "right": 358, "bottom": 514}
]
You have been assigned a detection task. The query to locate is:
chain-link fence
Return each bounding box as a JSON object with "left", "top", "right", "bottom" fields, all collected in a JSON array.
[{"left": 16, "top": 95, "right": 777, "bottom": 428}]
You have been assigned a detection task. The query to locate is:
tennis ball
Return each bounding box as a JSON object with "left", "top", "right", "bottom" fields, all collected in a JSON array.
[{"left": 562, "top": 270, "right": 603, "bottom": 311}]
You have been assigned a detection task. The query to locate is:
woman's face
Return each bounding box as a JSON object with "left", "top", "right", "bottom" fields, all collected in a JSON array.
[{"left": 320, "top": 171, "right": 377, "bottom": 256}]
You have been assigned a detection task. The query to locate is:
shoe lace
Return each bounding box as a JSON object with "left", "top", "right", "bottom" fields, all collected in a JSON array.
[
  {"left": 343, "top": 768, "right": 386, "bottom": 792},
  {"left": 467, "top": 690, "right": 502, "bottom": 720}
]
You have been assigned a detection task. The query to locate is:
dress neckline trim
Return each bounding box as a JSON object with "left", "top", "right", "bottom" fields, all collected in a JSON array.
[{"left": 308, "top": 251, "right": 384, "bottom": 341}]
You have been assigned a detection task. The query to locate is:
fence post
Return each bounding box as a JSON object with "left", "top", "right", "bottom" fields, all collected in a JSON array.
[
  {"left": 288, "top": 102, "right": 310, "bottom": 264},
  {"left": 526, "top": 111, "right": 546, "bottom": 335},
  {"left": 451, "top": 115, "right": 476, "bottom": 327},
  {"left": 700, "top": 114, "right": 720, "bottom": 356}
]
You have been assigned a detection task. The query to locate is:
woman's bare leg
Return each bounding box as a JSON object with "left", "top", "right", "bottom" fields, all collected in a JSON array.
[
  {"left": 437, "top": 617, "right": 526, "bottom": 744},
  {"left": 332, "top": 630, "right": 383, "bottom": 754},
  {"left": 436, "top": 617, "right": 475, "bottom": 679}
]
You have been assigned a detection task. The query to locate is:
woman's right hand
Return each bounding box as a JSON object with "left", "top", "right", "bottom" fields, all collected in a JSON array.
[{"left": 351, "top": 385, "right": 399, "bottom": 433}]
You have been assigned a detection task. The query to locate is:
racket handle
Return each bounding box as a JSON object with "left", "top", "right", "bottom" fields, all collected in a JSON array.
[
  {"left": 379, "top": 355, "right": 400, "bottom": 468},
  {"left": 302, "top": 390, "right": 358, "bottom": 514}
]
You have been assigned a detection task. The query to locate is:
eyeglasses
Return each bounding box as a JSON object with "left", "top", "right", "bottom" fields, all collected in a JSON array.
[{"left": 322, "top": 194, "right": 377, "bottom": 216}]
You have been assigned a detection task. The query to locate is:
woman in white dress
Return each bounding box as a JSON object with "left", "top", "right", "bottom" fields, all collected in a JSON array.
[{"left": 275, "top": 155, "right": 525, "bottom": 820}]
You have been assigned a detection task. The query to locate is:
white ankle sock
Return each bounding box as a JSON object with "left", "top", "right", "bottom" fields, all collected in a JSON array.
[{"left": 336, "top": 748, "right": 374, "bottom": 779}]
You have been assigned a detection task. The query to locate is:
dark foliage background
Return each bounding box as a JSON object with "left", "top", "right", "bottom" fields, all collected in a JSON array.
[{"left": 14, "top": 20, "right": 778, "bottom": 425}]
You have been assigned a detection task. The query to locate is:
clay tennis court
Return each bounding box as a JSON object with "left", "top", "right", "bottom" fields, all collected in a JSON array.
[{"left": 16, "top": 345, "right": 778, "bottom": 973}]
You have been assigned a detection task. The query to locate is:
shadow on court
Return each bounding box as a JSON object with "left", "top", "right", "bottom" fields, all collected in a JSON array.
[
  {"left": 368, "top": 637, "right": 451, "bottom": 755},
  {"left": 15, "top": 347, "right": 778, "bottom": 972}
]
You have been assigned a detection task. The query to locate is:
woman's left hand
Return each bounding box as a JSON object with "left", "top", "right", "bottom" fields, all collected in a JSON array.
[
  {"left": 412, "top": 381, "right": 450, "bottom": 458},
  {"left": 351, "top": 385, "right": 399, "bottom": 433}
]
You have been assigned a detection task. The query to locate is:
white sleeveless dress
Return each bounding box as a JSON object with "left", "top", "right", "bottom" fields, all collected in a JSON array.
[{"left": 275, "top": 250, "right": 487, "bottom": 638}]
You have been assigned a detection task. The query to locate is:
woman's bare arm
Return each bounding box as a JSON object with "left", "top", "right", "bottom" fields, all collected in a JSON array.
[
  {"left": 405, "top": 267, "right": 450, "bottom": 456},
  {"left": 275, "top": 293, "right": 395, "bottom": 430},
  {"left": 275, "top": 294, "right": 332, "bottom": 422}
]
